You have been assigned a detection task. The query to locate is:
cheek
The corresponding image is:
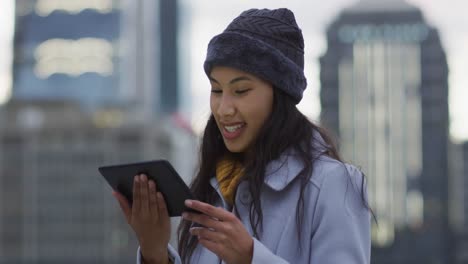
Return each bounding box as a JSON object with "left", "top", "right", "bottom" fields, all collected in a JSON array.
[
  {"left": 248, "top": 103, "right": 272, "bottom": 131},
  {"left": 210, "top": 97, "right": 218, "bottom": 113},
  {"left": 259, "top": 108, "right": 272, "bottom": 126},
  {"left": 259, "top": 94, "right": 274, "bottom": 121}
]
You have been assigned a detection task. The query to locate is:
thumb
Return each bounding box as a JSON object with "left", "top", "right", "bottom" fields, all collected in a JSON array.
[{"left": 112, "top": 191, "right": 132, "bottom": 223}]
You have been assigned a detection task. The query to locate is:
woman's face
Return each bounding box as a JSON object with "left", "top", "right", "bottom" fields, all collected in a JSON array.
[{"left": 209, "top": 66, "right": 274, "bottom": 153}]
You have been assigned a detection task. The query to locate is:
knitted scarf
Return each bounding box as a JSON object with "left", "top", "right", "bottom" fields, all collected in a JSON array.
[{"left": 215, "top": 158, "right": 245, "bottom": 206}]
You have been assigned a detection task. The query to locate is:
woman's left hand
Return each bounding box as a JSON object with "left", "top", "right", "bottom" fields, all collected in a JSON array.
[{"left": 182, "top": 200, "right": 253, "bottom": 264}]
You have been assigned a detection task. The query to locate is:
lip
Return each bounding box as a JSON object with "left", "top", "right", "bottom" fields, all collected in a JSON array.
[
  {"left": 220, "top": 122, "right": 246, "bottom": 140},
  {"left": 220, "top": 121, "right": 244, "bottom": 126}
]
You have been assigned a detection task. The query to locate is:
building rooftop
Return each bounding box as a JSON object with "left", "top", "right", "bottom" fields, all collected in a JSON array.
[{"left": 344, "top": 0, "right": 419, "bottom": 13}]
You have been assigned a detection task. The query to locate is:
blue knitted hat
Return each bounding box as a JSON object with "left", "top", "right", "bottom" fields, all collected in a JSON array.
[{"left": 204, "top": 8, "right": 307, "bottom": 104}]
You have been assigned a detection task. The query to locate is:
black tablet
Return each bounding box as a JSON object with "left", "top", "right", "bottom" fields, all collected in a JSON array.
[{"left": 98, "top": 160, "right": 196, "bottom": 217}]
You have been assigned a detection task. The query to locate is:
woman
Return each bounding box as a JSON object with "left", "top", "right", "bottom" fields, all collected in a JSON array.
[{"left": 114, "top": 8, "right": 371, "bottom": 264}]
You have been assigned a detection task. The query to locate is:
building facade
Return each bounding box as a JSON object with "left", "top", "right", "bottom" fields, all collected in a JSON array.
[
  {"left": 12, "top": 0, "right": 180, "bottom": 117},
  {"left": 0, "top": 0, "right": 191, "bottom": 262},
  {"left": 452, "top": 142, "right": 468, "bottom": 263},
  {"left": 0, "top": 100, "right": 195, "bottom": 263},
  {"left": 320, "top": 0, "right": 450, "bottom": 263},
  {"left": 464, "top": 143, "right": 468, "bottom": 230},
  {"left": 12, "top": 0, "right": 122, "bottom": 109}
]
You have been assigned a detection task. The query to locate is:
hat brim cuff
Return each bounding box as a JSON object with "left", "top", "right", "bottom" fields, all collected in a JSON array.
[{"left": 204, "top": 32, "right": 306, "bottom": 104}]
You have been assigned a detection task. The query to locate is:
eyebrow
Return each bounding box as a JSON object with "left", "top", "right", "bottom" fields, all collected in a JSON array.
[{"left": 209, "top": 76, "right": 252, "bottom": 85}]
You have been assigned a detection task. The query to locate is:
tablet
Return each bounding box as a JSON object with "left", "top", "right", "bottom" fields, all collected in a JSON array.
[{"left": 98, "top": 159, "right": 196, "bottom": 217}]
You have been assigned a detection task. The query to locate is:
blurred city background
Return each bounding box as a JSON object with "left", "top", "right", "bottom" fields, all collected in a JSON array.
[{"left": 0, "top": 0, "right": 467, "bottom": 263}]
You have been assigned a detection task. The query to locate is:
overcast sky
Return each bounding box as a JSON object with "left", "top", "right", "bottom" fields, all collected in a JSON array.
[{"left": 1, "top": 0, "right": 467, "bottom": 141}]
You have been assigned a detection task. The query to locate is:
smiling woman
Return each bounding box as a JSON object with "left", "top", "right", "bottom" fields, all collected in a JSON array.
[
  {"left": 0, "top": 0, "right": 14, "bottom": 104},
  {"left": 113, "top": 7, "right": 372, "bottom": 264}
]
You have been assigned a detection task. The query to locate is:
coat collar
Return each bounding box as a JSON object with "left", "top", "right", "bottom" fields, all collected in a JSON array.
[
  {"left": 209, "top": 149, "right": 304, "bottom": 194},
  {"left": 210, "top": 130, "right": 329, "bottom": 192},
  {"left": 265, "top": 130, "right": 329, "bottom": 191},
  {"left": 263, "top": 150, "right": 304, "bottom": 191}
]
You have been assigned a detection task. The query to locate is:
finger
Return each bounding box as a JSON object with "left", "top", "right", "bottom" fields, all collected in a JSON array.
[
  {"left": 132, "top": 175, "right": 141, "bottom": 213},
  {"left": 198, "top": 238, "right": 224, "bottom": 257},
  {"left": 140, "top": 174, "right": 150, "bottom": 214},
  {"left": 157, "top": 191, "right": 170, "bottom": 220},
  {"left": 182, "top": 212, "right": 224, "bottom": 231},
  {"left": 190, "top": 227, "right": 223, "bottom": 242},
  {"left": 148, "top": 180, "right": 159, "bottom": 219},
  {"left": 185, "top": 200, "right": 233, "bottom": 222},
  {"left": 112, "top": 191, "right": 132, "bottom": 223}
]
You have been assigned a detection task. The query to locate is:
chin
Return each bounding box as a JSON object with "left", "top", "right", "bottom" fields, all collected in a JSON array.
[
  {"left": 226, "top": 146, "right": 245, "bottom": 153},
  {"left": 224, "top": 142, "right": 247, "bottom": 153}
]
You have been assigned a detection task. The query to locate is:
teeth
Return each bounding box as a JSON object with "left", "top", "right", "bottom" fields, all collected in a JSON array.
[{"left": 225, "top": 124, "right": 243, "bottom": 132}]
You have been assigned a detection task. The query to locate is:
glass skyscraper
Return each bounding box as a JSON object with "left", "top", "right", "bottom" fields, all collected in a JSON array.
[
  {"left": 320, "top": 1, "right": 450, "bottom": 263},
  {"left": 0, "top": 0, "right": 185, "bottom": 262},
  {"left": 12, "top": 0, "right": 180, "bottom": 116},
  {"left": 12, "top": 0, "right": 122, "bottom": 110}
]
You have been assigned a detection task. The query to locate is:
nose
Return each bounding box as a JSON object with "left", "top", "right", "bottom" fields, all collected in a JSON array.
[{"left": 216, "top": 93, "right": 236, "bottom": 117}]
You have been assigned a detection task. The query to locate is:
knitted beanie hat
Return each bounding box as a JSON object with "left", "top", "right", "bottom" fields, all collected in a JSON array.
[{"left": 204, "top": 8, "right": 307, "bottom": 104}]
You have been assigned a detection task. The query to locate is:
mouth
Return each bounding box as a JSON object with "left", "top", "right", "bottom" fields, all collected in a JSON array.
[{"left": 221, "top": 122, "right": 246, "bottom": 140}]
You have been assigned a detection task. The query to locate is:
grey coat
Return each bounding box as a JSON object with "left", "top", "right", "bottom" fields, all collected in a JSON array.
[{"left": 137, "top": 150, "right": 371, "bottom": 264}]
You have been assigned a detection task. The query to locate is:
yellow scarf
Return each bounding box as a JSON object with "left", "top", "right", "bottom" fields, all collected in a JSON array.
[{"left": 216, "top": 158, "right": 245, "bottom": 206}]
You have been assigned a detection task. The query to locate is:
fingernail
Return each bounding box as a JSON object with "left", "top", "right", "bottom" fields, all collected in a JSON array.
[
  {"left": 190, "top": 227, "right": 202, "bottom": 232},
  {"left": 134, "top": 176, "right": 139, "bottom": 182},
  {"left": 185, "top": 200, "right": 192, "bottom": 207},
  {"left": 182, "top": 212, "right": 188, "bottom": 219}
]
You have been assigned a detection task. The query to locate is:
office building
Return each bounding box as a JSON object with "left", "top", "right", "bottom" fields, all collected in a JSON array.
[
  {"left": 0, "top": 0, "right": 191, "bottom": 262},
  {"left": 12, "top": 0, "right": 180, "bottom": 117},
  {"left": 0, "top": 100, "right": 195, "bottom": 263},
  {"left": 320, "top": 0, "right": 450, "bottom": 262}
]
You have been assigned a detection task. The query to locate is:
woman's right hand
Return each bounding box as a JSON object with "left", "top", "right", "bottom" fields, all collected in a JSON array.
[{"left": 113, "top": 174, "right": 171, "bottom": 264}]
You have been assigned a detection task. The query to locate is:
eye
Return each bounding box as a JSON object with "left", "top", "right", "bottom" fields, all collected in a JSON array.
[
  {"left": 235, "top": 89, "right": 251, "bottom": 95},
  {"left": 211, "top": 88, "right": 222, "bottom": 94}
]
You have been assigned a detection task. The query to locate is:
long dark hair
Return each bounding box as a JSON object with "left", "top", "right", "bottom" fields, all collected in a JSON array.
[{"left": 178, "top": 88, "right": 369, "bottom": 262}]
